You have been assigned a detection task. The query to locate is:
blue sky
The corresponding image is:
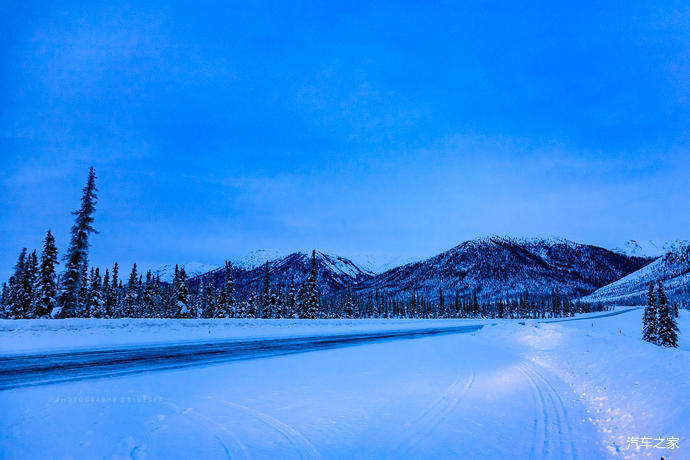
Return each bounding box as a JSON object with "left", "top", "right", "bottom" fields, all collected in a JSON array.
[{"left": 1, "top": 1, "right": 689, "bottom": 279}]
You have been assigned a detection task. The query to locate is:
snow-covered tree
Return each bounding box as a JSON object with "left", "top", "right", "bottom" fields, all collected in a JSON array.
[
  {"left": 23, "top": 250, "right": 39, "bottom": 318},
  {"left": 36, "top": 230, "right": 59, "bottom": 318},
  {"left": 6, "top": 249, "right": 28, "bottom": 318},
  {"left": 58, "top": 167, "right": 98, "bottom": 317},
  {"left": 301, "top": 250, "right": 320, "bottom": 319},
  {"left": 656, "top": 282, "right": 679, "bottom": 348},
  {"left": 0, "top": 283, "right": 8, "bottom": 318},
  {"left": 203, "top": 273, "right": 215, "bottom": 319},
  {"left": 285, "top": 278, "right": 297, "bottom": 318},
  {"left": 215, "top": 262, "right": 236, "bottom": 318},
  {"left": 85, "top": 268, "right": 104, "bottom": 318},
  {"left": 174, "top": 267, "right": 191, "bottom": 318},
  {"left": 345, "top": 285, "right": 354, "bottom": 318},
  {"left": 642, "top": 282, "right": 657, "bottom": 344},
  {"left": 123, "top": 263, "right": 140, "bottom": 317}
]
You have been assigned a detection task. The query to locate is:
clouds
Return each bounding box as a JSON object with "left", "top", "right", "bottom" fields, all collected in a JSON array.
[{"left": 1, "top": 1, "right": 689, "bottom": 280}]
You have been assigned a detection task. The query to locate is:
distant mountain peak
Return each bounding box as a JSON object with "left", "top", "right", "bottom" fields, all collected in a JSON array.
[
  {"left": 352, "top": 236, "right": 647, "bottom": 302},
  {"left": 612, "top": 239, "right": 689, "bottom": 258},
  {"left": 151, "top": 262, "right": 218, "bottom": 283}
]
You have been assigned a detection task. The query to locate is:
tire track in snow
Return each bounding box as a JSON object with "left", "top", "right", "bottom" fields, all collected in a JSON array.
[
  {"left": 520, "top": 362, "right": 579, "bottom": 460},
  {"left": 210, "top": 397, "right": 322, "bottom": 460},
  {"left": 527, "top": 364, "right": 578, "bottom": 460},
  {"left": 520, "top": 364, "right": 549, "bottom": 460},
  {"left": 396, "top": 369, "right": 475, "bottom": 454}
]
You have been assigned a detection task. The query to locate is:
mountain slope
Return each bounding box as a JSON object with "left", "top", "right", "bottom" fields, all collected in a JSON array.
[
  {"left": 351, "top": 236, "right": 649, "bottom": 302},
  {"left": 612, "top": 239, "right": 688, "bottom": 258},
  {"left": 581, "top": 244, "right": 690, "bottom": 305},
  {"left": 151, "top": 262, "right": 218, "bottom": 283},
  {"left": 194, "top": 251, "right": 374, "bottom": 295}
]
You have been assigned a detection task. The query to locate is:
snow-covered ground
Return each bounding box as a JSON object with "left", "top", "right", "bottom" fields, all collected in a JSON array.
[
  {"left": 0, "top": 318, "right": 493, "bottom": 355},
  {"left": 1, "top": 309, "right": 688, "bottom": 459}
]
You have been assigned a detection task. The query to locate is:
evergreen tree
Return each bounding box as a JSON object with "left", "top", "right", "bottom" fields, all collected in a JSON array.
[
  {"left": 656, "top": 282, "right": 679, "bottom": 348},
  {"left": 58, "top": 167, "right": 98, "bottom": 317},
  {"left": 24, "top": 251, "right": 39, "bottom": 318},
  {"left": 345, "top": 285, "right": 354, "bottom": 318},
  {"left": 86, "top": 268, "right": 104, "bottom": 318},
  {"left": 123, "top": 263, "right": 139, "bottom": 317},
  {"left": 0, "top": 283, "right": 7, "bottom": 318},
  {"left": 7, "top": 249, "right": 28, "bottom": 318},
  {"left": 438, "top": 288, "right": 445, "bottom": 318},
  {"left": 216, "top": 262, "right": 236, "bottom": 318},
  {"left": 110, "top": 262, "right": 121, "bottom": 317},
  {"left": 286, "top": 278, "right": 296, "bottom": 318},
  {"left": 302, "top": 250, "right": 320, "bottom": 319},
  {"left": 175, "top": 267, "right": 191, "bottom": 318},
  {"left": 203, "top": 273, "right": 215, "bottom": 319},
  {"left": 642, "top": 282, "right": 657, "bottom": 343},
  {"left": 36, "top": 230, "right": 59, "bottom": 318}
]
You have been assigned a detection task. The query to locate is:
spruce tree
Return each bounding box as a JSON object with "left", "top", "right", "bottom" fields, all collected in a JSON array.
[
  {"left": 36, "top": 230, "right": 59, "bottom": 318},
  {"left": 24, "top": 251, "right": 39, "bottom": 318},
  {"left": 58, "top": 167, "right": 98, "bottom": 317},
  {"left": 203, "top": 273, "right": 215, "bottom": 319},
  {"left": 0, "top": 283, "right": 7, "bottom": 318},
  {"left": 175, "top": 267, "right": 191, "bottom": 318},
  {"left": 286, "top": 278, "right": 296, "bottom": 318},
  {"left": 345, "top": 285, "right": 354, "bottom": 318},
  {"left": 262, "top": 261, "right": 270, "bottom": 318},
  {"left": 216, "top": 262, "right": 236, "bottom": 318},
  {"left": 439, "top": 288, "right": 445, "bottom": 318},
  {"left": 642, "top": 282, "right": 657, "bottom": 343},
  {"left": 109, "top": 262, "right": 121, "bottom": 317},
  {"left": 302, "top": 250, "right": 320, "bottom": 319},
  {"left": 656, "top": 282, "right": 679, "bottom": 348},
  {"left": 123, "top": 263, "right": 139, "bottom": 317},
  {"left": 7, "top": 249, "right": 28, "bottom": 318},
  {"left": 85, "top": 268, "right": 104, "bottom": 318}
]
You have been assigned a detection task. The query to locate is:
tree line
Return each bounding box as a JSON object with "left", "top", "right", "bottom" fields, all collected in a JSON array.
[{"left": 1, "top": 166, "right": 608, "bottom": 320}]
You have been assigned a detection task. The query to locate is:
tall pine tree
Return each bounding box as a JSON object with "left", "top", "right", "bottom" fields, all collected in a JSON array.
[{"left": 58, "top": 167, "right": 98, "bottom": 317}]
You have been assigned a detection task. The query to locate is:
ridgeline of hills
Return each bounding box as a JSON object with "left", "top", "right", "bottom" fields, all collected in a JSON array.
[
  {"left": 180, "top": 236, "right": 666, "bottom": 303},
  {"left": 582, "top": 245, "right": 690, "bottom": 305},
  {"left": 348, "top": 237, "right": 648, "bottom": 302}
]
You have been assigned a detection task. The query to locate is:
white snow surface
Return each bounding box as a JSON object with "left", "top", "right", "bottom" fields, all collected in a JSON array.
[
  {"left": 612, "top": 239, "right": 689, "bottom": 258},
  {"left": 233, "top": 249, "right": 290, "bottom": 270},
  {"left": 1, "top": 309, "right": 689, "bottom": 459},
  {"left": 582, "top": 244, "right": 690, "bottom": 304},
  {"left": 151, "top": 262, "right": 218, "bottom": 283}
]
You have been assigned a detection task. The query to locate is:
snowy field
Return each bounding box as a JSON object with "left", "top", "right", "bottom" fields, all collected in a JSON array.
[{"left": 1, "top": 309, "right": 688, "bottom": 459}]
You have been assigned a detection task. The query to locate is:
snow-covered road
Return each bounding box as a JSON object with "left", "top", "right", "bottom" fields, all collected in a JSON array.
[
  {"left": 0, "top": 324, "right": 484, "bottom": 390},
  {"left": 3, "top": 308, "right": 687, "bottom": 459}
]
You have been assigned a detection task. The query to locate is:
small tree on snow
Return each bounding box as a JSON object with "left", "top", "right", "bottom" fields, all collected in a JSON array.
[
  {"left": 656, "top": 282, "right": 679, "bottom": 348},
  {"left": 642, "top": 282, "right": 657, "bottom": 344}
]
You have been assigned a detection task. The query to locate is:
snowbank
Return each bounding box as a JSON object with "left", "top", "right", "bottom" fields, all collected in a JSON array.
[
  {"left": 482, "top": 309, "right": 690, "bottom": 458},
  {"left": 0, "top": 317, "right": 494, "bottom": 355}
]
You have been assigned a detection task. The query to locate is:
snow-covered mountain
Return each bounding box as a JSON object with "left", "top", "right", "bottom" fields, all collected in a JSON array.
[
  {"left": 347, "top": 253, "right": 422, "bottom": 274},
  {"left": 612, "top": 239, "right": 689, "bottom": 258},
  {"left": 151, "top": 262, "right": 218, "bottom": 283},
  {"left": 351, "top": 236, "right": 649, "bottom": 302},
  {"left": 194, "top": 251, "right": 374, "bottom": 295},
  {"left": 232, "top": 249, "right": 414, "bottom": 275},
  {"left": 233, "top": 249, "right": 291, "bottom": 270},
  {"left": 581, "top": 244, "right": 690, "bottom": 305}
]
